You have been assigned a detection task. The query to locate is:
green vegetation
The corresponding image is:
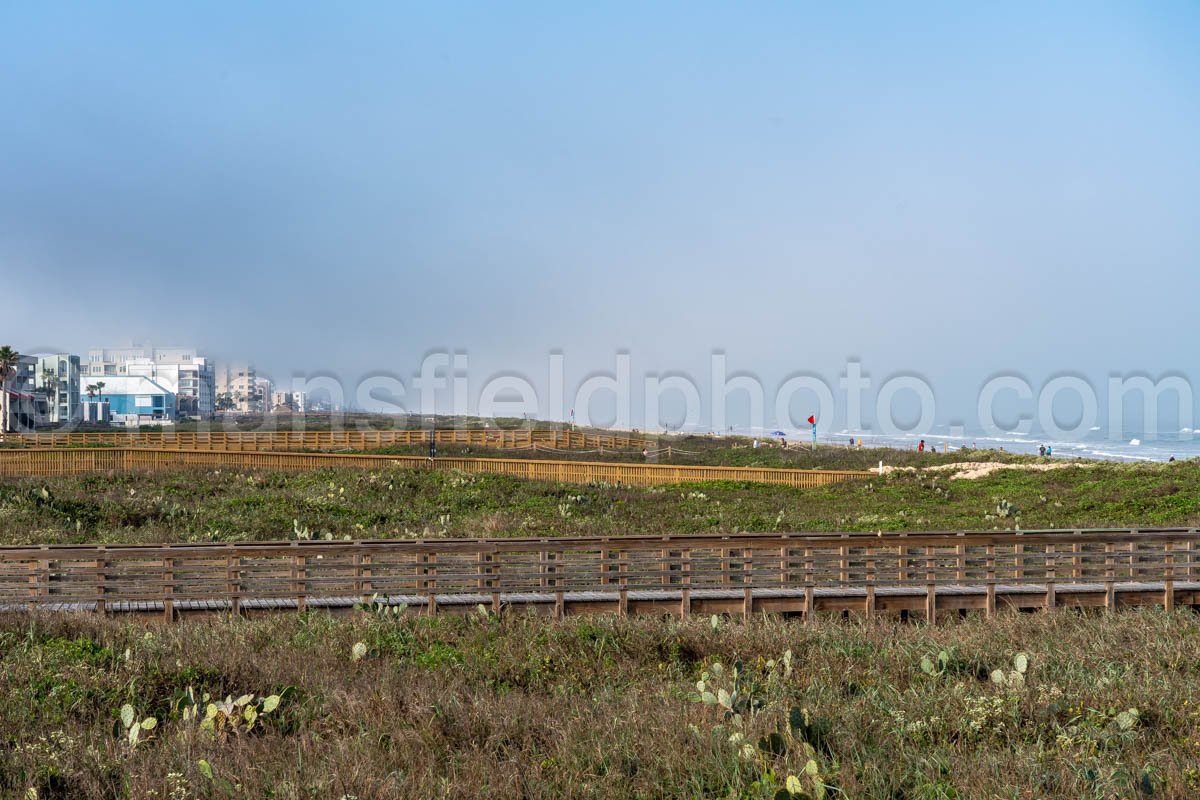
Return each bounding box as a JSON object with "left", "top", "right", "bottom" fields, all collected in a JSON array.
[
  {"left": 4, "top": 442, "right": 1198, "bottom": 799},
  {"left": 3, "top": 610, "right": 1199, "bottom": 799},
  {"left": 0, "top": 459, "right": 1197, "bottom": 546},
  {"left": 357, "top": 438, "right": 1034, "bottom": 471}
]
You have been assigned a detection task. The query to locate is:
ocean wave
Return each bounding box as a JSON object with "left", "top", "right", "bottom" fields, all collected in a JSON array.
[{"left": 1083, "top": 449, "right": 1156, "bottom": 462}]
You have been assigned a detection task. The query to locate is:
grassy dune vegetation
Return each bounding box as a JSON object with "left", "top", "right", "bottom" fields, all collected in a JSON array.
[
  {"left": 3, "top": 610, "right": 1200, "bottom": 799},
  {"left": 0, "top": 459, "right": 1197, "bottom": 546}
]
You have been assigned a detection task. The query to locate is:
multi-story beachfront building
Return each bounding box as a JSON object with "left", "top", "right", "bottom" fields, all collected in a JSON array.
[
  {"left": 270, "top": 390, "right": 308, "bottom": 413},
  {"left": 86, "top": 345, "right": 200, "bottom": 376},
  {"left": 34, "top": 353, "right": 82, "bottom": 423},
  {"left": 125, "top": 358, "right": 215, "bottom": 419},
  {"left": 216, "top": 363, "right": 264, "bottom": 413}
]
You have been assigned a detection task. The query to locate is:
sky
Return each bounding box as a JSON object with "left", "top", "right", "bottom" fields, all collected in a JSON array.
[{"left": 2, "top": 3, "right": 1199, "bottom": 432}]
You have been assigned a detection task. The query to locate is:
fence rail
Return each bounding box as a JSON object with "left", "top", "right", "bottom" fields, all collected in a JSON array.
[
  {"left": 2, "top": 528, "right": 1197, "bottom": 620},
  {"left": 0, "top": 428, "right": 656, "bottom": 452},
  {"left": 0, "top": 448, "right": 873, "bottom": 488}
]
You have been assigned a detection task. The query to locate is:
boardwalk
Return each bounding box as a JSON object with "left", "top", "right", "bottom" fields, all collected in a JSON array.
[
  {"left": 0, "top": 447, "right": 873, "bottom": 488},
  {"left": 3, "top": 528, "right": 1197, "bottom": 621},
  {"left": 0, "top": 428, "right": 657, "bottom": 452}
]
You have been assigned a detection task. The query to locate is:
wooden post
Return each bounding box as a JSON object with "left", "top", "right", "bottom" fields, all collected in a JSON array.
[
  {"left": 358, "top": 553, "right": 374, "bottom": 606},
  {"left": 352, "top": 552, "right": 364, "bottom": 604},
  {"left": 1104, "top": 542, "right": 1116, "bottom": 611},
  {"left": 26, "top": 557, "right": 38, "bottom": 612},
  {"left": 1164, "top": 541, "right": 1175, "bottom": 612},
  {"left": 617, "top": 549, "right": 629, "bottom": 616},
  {"left": 865, "top": 548, "right": 876, "bottom": 617},
  {"left": 550, "top": 549, "right": 565, "bottom": 618},
  {"left": 292, "top": 552, "right": 307, "bottom": 614},
  {"left": 803, "top": 546, "right": 815, "bottom": 624},
  {"left": 955, "top": 544, "right": 965, "bottom": 583},
  {"left": 95, "top": 547, "right": 108, "bottom": 614},
  {"left": 162, "top": 556, "right": 174, "bottom": 621},
  {"left": 680, "top": 548, "right": 691, "bottom": 618},
  {"left": 985, "top": 544, "right": 996, "bottom": 618},
  {"left": 1045, "top": 544, "right": 1056, "bottom": 611},
  {"left": 491, "top": 550, "right": 502, "bottom": 614},
  {"left": 924, "top": 546, "right": 936, "bottom": 624},
  {"left": 425, "top": 552, "right": 438, "bottom": 616},
  {"left": 226, "top": 553, "right": 242, "bottom": 616}
]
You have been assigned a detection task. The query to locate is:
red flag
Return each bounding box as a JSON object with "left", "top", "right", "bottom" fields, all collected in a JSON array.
[{"left": 807, "top": 415, "right": 816, "bottom": 425}]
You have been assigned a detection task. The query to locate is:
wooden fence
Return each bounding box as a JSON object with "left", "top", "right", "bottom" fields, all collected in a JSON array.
[
  {"left": 2, "top": 528, "right": 1197, "bottom": 620},
  {"left": 0, "top": 448, "right": 873, "bottom": 488},
  {"left": 0, "top": 428, "right": 656, "bottom": 452}
]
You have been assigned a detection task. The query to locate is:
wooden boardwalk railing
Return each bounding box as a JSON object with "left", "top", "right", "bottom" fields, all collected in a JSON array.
[
  {"left": 0, "top": 448, "right": 873, "bottom": 488},
  {"left": 0, "top": 428, "right": 656, "bottom": 452},
  {"left": 2, "top": 529, "right": 1197, "bottom": 621}
]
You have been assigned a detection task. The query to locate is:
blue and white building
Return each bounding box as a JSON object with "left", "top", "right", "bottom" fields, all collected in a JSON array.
[{"left": 89, "top": 376, "right": 177, "bottom": 427}]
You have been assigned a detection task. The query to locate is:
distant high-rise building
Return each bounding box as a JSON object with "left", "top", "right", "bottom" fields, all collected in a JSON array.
[
  {"left": 215, "top": 363, "right": 264, "bottom": 413},
  {"left": 270, "top": 390, "right": 308, "bottom": 413}
]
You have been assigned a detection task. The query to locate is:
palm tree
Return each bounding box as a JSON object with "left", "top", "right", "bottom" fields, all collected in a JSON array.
[
  {"left": 96, "top": 381, "right": 106, "bottom": 405},
  {"left": 0, "top": 345, "right": 18, "bottom": 388},
  {"left": 42, "top": 366, "right": 60, "bottom": 396},
  {"left": 0, "top": 346, "right": 20, "bottom": 434},
  {"left": 86, "top": 383, "right": 98, "bottom": 400}
]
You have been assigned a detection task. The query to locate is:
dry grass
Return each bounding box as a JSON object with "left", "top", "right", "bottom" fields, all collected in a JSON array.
[{"left": 3, "top": 609, "right": 1200, "bottom": 799}]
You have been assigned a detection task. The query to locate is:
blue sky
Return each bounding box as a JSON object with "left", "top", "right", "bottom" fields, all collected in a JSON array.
[{"left": 3, "top": 3, "right": 1198, "bottom": 428}]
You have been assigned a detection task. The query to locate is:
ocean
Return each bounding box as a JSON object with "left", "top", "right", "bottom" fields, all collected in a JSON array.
[{"left": 720, "top": 426, "right": 1198, "bottom": 463}]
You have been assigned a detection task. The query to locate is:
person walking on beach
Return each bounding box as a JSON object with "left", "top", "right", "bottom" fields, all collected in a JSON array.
[
  {"left": 918, "top": 439, "right": 925, "bottom": 453},
  {"left": 1046, "top": 445, "right": 1052, "bottom": 457}
]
